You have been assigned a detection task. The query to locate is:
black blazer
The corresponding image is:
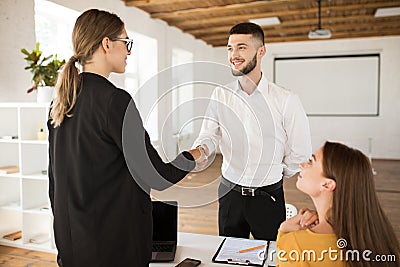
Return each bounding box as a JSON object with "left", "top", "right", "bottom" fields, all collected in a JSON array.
[{"left": 48, "top": 72, "right": 195, "bottom": 267}]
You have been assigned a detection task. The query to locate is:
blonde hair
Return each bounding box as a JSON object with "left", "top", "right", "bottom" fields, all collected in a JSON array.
[{"left": 50, "top": 9, "right": 124, "bottom": 127}]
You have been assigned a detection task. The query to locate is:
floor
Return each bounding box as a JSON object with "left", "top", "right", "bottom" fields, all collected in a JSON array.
[{"left": 0, "top": 155, "right": 399, "bottom": 266}]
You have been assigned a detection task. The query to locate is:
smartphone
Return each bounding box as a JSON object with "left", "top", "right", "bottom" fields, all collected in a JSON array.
[{"left": 175, "top": 258, "right": 201, "bottom": 267}]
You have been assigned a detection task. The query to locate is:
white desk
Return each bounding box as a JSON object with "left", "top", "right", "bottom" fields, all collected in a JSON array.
[{"left": 150, "top": 232, "right": 276, "bottom": 267}]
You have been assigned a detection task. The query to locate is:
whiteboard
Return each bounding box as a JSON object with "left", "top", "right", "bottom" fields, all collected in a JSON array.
[{"left": 274, "top": 55, "right": 380, "bottom": 116}]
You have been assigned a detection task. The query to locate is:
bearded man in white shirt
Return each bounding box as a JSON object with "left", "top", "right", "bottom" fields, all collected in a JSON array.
[{"left": 193, "top": 22, "right": 312, "bottom": 241}]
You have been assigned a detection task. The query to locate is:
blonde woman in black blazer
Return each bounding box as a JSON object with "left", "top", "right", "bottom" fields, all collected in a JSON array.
[{"left": 48, "top": 9, "right": 204, "bottom": 267}]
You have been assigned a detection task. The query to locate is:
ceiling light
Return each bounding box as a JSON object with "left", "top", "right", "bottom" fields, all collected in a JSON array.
[
  {"left": 374, "top": 7, "right": 400, "bottom": 17},
  {"left": 249, "top": 17, "right": 281, "bottom": 26},
  {"left": 308, "top": 29, "right": 331, "bottom": 39},
  {"left": 308, "top": 0, "right": 331, "bottom": 39}
]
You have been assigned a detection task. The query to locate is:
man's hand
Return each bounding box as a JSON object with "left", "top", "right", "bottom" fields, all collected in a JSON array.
[
  {"left": 194, "top": 144, "right": 210, "bottom": 171},
  {"left": 188, "top": 144, "right": 210, "bottom": 172},
  {"left": 279, "top": 208, "right": 319, "bottom": 233},
  {"left": 200, "top": 144, "right": 210, "bottom": 158}
]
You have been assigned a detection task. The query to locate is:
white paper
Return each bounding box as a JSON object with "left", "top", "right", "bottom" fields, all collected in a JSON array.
[
  {"left": 215, "top": 237, "right": 268, "bottom": 265},
  {"left": 266, "top": 241, "right": 277, "bottom": 266}
]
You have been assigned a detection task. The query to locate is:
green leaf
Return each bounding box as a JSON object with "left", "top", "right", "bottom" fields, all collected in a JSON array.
[
  {"left": 20, "top": 48, "right": 30, "bottom": 56},
  {"left": 21, "top": 42, "right": 65, "bottom": 91}
]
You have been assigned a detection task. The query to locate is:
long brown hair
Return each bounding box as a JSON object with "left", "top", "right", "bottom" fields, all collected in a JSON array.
[
  {"left": 50, "top": 9, "right": 124, "bottom": 127},
  {"left": 323, "top": 141, "right": 399, "bottom": 267}
]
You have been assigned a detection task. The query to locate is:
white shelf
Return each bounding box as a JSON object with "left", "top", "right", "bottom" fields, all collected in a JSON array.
[
  {"left": 0, "top": 172, "right": 20, "bottom": 178},
  {"left": 20, "top": 140, "right": 48, "bottom": 145},
  {"left": 0, "top": 139, "right": 19, "bottom": 144},
  {"left": 0, "top": 103, "right": 52, "bottom": 253},
  {"left": 0, "top": 102, "right": 50, "bottom": 108},
  {"left": 0, "top": 238, "right": 56, "bottom": 254},
  {"left": 0, "top": 237, "right": 23, "bottom": 246},
  {"left": 24, "top": 240, "right": 55, "bottom": 254},
  {"left": 21, "top": 172, "right": 47, "bottom": 180},
  {"left": 0, "top": 201, "right": 21, "bottom": 211},
  {"left": 24, "top": 206, "right": 51, "bottom": 215}
]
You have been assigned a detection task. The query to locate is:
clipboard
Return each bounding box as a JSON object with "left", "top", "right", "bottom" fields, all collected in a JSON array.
[{"left": 212, "top": 237, "right": 269, "bottom": 266}]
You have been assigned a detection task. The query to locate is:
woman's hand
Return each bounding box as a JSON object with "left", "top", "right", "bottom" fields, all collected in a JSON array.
[
  {"left": 299, "top": 208, "right": 319, "bottom": 228},
  {"left": 279, "top": 208, "right": 319, "bottom": 233},
  {"left": 188, "top": 145, "right": 208, "bottom": 161},
  {"left": 188, "top": 147, "right": 202, "bottom": 161}
]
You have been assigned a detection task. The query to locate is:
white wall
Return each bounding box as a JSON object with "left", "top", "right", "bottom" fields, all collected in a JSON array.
[
  {"left": 215, "top": 36, "right": 400, "bottom": 159},
  {"left": 2, "top": 0, "right": 399, "bottom": 159},
  {"left": 0, "top": 0, "right": 217, "bottom": 158},
  {"left": 0, "top": 0, "right": 37, "bottom": 102},
  {"left": 0, "top": 0, "right": 215, "bottom": 102}
]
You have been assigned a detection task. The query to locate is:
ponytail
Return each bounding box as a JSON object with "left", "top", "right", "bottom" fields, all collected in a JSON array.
[{"left": 49, "top": 55, "right": 80, "bottom": 127}]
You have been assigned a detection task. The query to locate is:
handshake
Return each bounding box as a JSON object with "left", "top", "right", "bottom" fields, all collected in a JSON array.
[{"left": 187, "top": 144, "right": 210, "bottom": 172}]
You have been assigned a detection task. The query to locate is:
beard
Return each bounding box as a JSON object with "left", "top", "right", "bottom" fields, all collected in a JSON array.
[{"left": 231, "top": 53, "right": 257, "bottom": 76}]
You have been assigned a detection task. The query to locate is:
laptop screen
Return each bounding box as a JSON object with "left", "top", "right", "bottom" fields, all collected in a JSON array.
[{"left": 152, "top": 201, "right": 177, "bottom": 242}]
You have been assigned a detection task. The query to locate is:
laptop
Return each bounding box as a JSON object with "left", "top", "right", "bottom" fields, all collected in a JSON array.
[{"left": 150, "top": 201, "right": 178, "bottom": 262}]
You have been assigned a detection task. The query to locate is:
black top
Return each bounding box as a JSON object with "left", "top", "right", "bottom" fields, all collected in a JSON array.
[{"left": 48, "top": 72, "right": 195, "bottom": 267}]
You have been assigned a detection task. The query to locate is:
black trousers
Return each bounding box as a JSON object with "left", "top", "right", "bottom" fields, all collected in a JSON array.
[{"left": 218, "top": 181, "right": 286, "bottom": 241}]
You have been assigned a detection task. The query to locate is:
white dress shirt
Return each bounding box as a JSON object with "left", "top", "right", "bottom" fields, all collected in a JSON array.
[{"left": 193, "top": 74, "right": 312, "bottom": 187}]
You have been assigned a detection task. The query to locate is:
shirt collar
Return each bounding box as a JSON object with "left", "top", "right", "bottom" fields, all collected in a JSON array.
[{"left": 235, "top": 73, "right": 268, "bottom": 95}]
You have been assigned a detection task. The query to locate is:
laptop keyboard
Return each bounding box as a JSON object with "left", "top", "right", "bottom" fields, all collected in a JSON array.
[{"left": 152, "top": 244, "right": 174, "bottom": 252}]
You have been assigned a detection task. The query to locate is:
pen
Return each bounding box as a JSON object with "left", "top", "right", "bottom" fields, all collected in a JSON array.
[{"left": 239, "top": 244, "right": 266, "bottom": 253}]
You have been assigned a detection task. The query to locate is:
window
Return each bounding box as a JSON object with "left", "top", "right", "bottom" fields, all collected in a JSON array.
[
  {"left": 171, "top": 48, "right": 194, "bottom": 151},
  {"left": 34, "top": 0, "right": 78, "bottom": 60},
  {"left": 121, "top": 31, "right": 158, "bottom": 141},
  {"left": 34, "top": 0, "right": 159, "bottom": 140}
]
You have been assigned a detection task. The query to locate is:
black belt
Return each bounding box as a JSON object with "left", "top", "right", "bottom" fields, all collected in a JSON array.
[{"left": 221, "top": 177, "right": 283, "bottom": 201}]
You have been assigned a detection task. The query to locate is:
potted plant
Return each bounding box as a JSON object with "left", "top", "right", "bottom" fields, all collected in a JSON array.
[{"left": 21, "top": 42, "right": 65, "bottom": 102}]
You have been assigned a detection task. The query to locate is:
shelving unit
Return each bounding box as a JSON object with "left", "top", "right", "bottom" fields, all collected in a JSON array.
[{"left": 0, "top": 103, "right": 56, "bottom": 253}]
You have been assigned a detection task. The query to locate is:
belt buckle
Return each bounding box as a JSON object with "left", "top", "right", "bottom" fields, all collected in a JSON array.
[{"left": 241, "top": 187, "right": 255, "bottom": 196}]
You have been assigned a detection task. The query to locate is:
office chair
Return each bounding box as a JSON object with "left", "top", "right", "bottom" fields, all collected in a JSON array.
[{"left": 285, "top": 203, "right": 298, "bottom": 219}]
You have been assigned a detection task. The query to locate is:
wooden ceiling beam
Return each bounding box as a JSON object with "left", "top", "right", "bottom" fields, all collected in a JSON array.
[
  {"left": 157, "top": 1, "right": 398, "bottom": 20},
  {"left": 271, "top": 28, "right": 400, "bottom": 43},
  {"left": 124, "top": 0, "right": 262, "bottom": 11},
  {"left": 194, "top": 16, "right": 400, "bottom": 39},
  {"left": 124, "top": 0, "right": 194, "bottom": 7},
  {"left": 201, "top": 19, "right": 400, "bottom": 42},
  {"left": 209, "top": 27, "right": 400, "bottom": 46},
  {"left": 150, "top": 0, "right": 299, "bottom": 19},
  {"left": 123, "top": 0, "right": 400, "bottom": 46},
  {"left": 187, "top": 14, "right": 385, "bottom": 37},
  {"left": 167, "top": 1, "right": 400, "bottom": 27}
]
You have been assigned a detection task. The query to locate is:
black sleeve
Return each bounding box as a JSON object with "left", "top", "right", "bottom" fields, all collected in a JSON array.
[
  {"left": 106, "top": 89, "right": 195, "bottom": 191},
  {"left": 47, "top": 119, "right": 55, "bottom": 214}
]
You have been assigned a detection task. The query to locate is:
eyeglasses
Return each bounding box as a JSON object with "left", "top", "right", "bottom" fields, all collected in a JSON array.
[{"left": 110, "top": 37, "right": 133, "bottom": 52}]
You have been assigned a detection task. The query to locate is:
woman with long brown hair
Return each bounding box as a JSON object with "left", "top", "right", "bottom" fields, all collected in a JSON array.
[
  {"left": 277, "top": 141, "right": 399, "bottom": 267},
  {"left": 48, "top": 9, "right": 205, "bottom": 267}
]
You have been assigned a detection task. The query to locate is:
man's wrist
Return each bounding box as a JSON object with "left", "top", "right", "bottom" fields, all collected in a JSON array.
[
  {"left": 196, "top": 145, "right": 207, "bottom": 160},
  {"left": 196, "top": 145, "right": 207, "bottom": 161}
]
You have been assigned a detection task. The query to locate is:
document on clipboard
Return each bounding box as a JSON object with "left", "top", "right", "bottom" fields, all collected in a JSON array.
[{"left": 212, "top": 237, "right": 272, "bottom": 266}]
